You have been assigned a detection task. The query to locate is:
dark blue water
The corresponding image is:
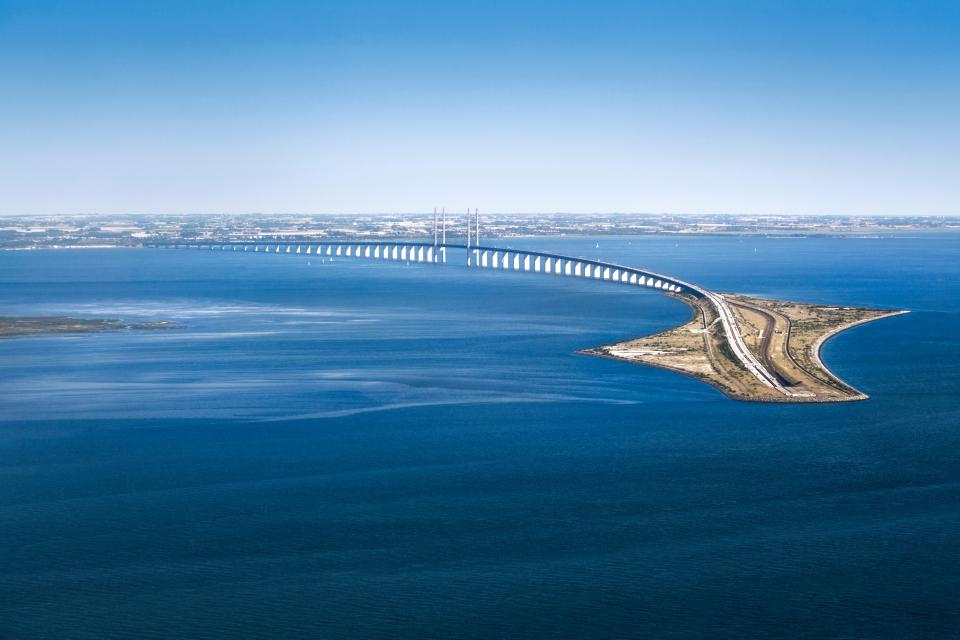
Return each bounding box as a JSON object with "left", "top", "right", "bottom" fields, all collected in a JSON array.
[{"left": 1, "top": 235, "right": 958, "bottom": 639}]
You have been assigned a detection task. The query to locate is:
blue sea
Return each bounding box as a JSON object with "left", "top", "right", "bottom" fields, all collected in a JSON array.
[{"left": 1, "top": 235, "right": 958, "bottom": 639}]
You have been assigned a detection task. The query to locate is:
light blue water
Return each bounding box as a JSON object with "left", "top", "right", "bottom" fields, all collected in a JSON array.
[{"left": 1, "top": 235, "right": 958, "bottom": 639}]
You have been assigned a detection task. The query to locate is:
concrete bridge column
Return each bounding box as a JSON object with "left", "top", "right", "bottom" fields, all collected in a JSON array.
[
  {"left": 544, "top": 257, "right": 553, "bottom": 273},
  {"left": 426, "top": 247, "right": 434, "bottom": 262},
  {"left": 534, "top": 256, "right": 541, "bottom": 272},
  {"left": 492, "top": 252, "right": 500, "bottom": 269},
  {"left": 523, "top": 255, "right": 531, "bottom": 271},
  {"left": 480, "top": 251, "right": 489, "bottom": 268}
]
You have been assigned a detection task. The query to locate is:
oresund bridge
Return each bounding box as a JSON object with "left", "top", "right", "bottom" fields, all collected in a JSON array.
[{"left": 147, "top": 210, "right": 789, "bottom": 396}]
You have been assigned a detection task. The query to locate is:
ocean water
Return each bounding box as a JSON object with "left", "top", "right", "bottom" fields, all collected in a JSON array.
[{"left": 1, "top": 235, "right": 958, "bottom": 639}]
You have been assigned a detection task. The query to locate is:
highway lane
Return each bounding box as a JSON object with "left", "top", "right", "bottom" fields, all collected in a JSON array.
[{"left": 703, "top": 291, "right": 790, "bottom": 395}]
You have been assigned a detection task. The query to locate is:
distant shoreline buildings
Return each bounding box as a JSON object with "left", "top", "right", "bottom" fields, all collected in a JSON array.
[{"left": 0, "top": 213, "right": 957, "bottom": 249}]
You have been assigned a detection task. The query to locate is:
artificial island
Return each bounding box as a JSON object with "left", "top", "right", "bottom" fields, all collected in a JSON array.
[{"left": 583, "top": 293, "right": 907, "bottom": 403}]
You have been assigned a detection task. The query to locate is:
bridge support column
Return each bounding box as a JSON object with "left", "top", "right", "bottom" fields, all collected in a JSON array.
[{"left": 534, "top": 256, "right": 541, "bottom": 272}]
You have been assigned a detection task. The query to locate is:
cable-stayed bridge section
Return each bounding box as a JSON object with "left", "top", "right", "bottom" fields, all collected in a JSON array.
[{"left": 149, "top": 240, "right": 695, "bottom": 295}]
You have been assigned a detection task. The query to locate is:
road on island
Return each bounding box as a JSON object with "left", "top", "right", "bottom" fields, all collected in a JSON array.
[{"left": 702, "top": 291, "right": 792, "bottom": 396}]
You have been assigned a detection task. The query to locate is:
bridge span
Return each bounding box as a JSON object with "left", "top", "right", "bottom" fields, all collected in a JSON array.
[
  {"left": 147, "top": 239, "right": 789, "bottom": 396},
  {"left": 150, "top": 240, "right": 698, "bottom": 296}
]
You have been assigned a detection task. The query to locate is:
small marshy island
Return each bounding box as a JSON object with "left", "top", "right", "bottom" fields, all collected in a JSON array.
[
  {"left": 0, "top": 317, "right": 180, "bottom": 339},
  {"left": 581, "top": 294, "right": 909, "bottom": 403}
]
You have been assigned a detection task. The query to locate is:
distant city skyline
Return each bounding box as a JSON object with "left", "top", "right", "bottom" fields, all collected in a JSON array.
[{"left": 1, "top": 0, "right": 958, "bottom": 215}]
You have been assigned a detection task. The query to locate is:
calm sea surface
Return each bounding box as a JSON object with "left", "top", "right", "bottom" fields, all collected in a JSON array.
[{"left": 1, "top": 235, "right": 958, "bottom": 639}]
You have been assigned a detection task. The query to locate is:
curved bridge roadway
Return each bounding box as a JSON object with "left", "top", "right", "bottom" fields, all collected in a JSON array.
[{"left": 149, "top": 240, "right": 789, "bottom": 396}]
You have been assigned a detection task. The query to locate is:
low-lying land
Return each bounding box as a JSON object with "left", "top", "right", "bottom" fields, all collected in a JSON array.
[
  {"left": 0, "top": 317, "right": 180, "bottom": 338},
  {"left": 582, "top": 294, "right": 908, "bottom": 403}
]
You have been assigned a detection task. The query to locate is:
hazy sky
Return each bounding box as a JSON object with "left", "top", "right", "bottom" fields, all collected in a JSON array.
[{"left": 1, "top": 0, "right": 958, "bottom": 215}]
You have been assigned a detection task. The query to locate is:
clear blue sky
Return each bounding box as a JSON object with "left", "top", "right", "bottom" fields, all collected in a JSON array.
[{"left": 1, "top": 0, "right": 957, "bottom": 215}]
